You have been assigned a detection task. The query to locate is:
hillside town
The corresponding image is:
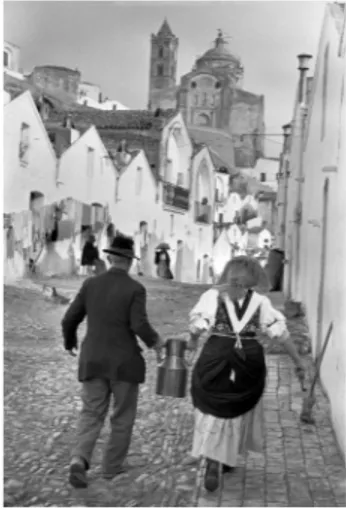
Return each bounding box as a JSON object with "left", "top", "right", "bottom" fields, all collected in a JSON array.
[
  {"left": 4, "top": 22, "right": 279, "bottom": 286},
  {"left": 3, "top": 1, "right": 346, "bottom": 507}
]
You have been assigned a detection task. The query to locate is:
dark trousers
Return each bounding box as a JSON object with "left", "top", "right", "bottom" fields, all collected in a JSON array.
[{"left": 72, "top": 379, "right": 139, "bottom": 475}]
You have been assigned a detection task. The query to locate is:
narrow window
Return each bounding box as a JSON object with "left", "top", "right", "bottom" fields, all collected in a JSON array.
[
  {"left": 136, "top": 166, "right": 143, "bottom": 195},
  {"left": 321, "top": 44, "right": 329, "bottom": 141},
  {"left": 157, "top": 64, "right": 164, "bottom": 76},
  {"left": 4, "top": 51, "right": 9, "bottom": 68},
  {"left": 260, "top": 172, "right": 266, "bottom": 182},
  {"left": 19, "top": 123, "right": 30, "bottom": 166},
  {"left": 170, "top": 214, "right": 175, "bottom": 236},
  {"left": 158, "top": 47, "right": 164, "bottom": 59},
  {"left": 87, "top": 147, "right": 95, "bottom": 178},
  {"left": 165, "top": 158, "right": 173, "bottom": 182}
]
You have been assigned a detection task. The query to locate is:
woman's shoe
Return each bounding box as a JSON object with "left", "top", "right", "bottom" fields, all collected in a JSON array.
[{"left": 204, "top": 459, "right": 220, "bottom": 492}]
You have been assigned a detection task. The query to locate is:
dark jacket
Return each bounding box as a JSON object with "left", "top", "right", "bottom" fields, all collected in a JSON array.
[
  {"left": 81, "top": 242, "right": 99, "bottom": 266},
  {"left": 61, "top": 268, "right": 159, "bottom": 384}
]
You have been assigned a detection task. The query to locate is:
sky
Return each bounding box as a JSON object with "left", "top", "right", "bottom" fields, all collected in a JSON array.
[{"left": 4, "top": 1, "right": 326, "bottom": 157}]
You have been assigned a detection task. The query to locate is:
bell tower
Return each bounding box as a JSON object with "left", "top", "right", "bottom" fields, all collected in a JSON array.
[{"left": 148, "top": 19, "right": 178, "bottom": 111}]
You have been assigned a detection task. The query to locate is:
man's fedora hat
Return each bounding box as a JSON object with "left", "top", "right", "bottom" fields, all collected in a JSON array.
[{"left": 103, "top": 234, "right": 139, "bottom": 260}]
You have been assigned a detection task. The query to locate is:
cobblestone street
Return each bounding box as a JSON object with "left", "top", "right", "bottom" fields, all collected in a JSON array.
[{"left": 4, "top": 278, "right": 346, "bottom": 507}]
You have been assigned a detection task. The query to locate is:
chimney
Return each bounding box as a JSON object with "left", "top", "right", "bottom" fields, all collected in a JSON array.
[{"left": 297, "top": 54, "right": 313, "bottom": 104}]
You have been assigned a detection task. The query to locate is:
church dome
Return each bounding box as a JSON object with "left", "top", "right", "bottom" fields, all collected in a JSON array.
[{"left": 196, "top": 30, "right": 242, "bottom": 70}]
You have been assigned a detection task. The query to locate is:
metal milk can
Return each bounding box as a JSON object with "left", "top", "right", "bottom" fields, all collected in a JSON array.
[{"left": 156, "top": 337, "right": 189, "bottom": 398}]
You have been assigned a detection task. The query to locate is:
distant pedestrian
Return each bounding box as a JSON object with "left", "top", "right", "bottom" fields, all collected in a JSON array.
[
  {"left": 81, "top": 234, "right": 99, "bottom": 276},
  {"left": 154, "top": 244, "right": 173, "bottom": 280},
  {"left": 62, "top": 234, "right": 165, "bottom": 488},
  {"left": 187, "top": 256, "right": 305, "bottom": 492}
]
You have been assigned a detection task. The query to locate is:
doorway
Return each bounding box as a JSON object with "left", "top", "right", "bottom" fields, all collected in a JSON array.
[{"left": 315, "top": 178, "right": 329, "bottom": 358}]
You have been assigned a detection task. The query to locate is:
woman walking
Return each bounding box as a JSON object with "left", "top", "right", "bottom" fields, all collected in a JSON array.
[
  {"left": 154, "top": 245, "right": 173, "bottom": 280},
  {"left": 81, "top": 234, "right": 99, "bottom": 276},
  {"left": 188, "top": 256, "right": 305, "bottom": 492}
]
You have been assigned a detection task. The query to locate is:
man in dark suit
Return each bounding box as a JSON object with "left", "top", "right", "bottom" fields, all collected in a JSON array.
[{"left": 62, "top": 234, "right": 163, "bottom": 489}]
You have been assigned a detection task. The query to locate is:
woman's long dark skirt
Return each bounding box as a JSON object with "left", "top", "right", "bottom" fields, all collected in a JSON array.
[{"left": 191, "top": 334, "right": 267, "bottom": 420}]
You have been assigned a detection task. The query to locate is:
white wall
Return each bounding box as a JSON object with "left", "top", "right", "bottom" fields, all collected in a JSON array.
[
  {"left": 3, "top": 90, "right": 11, "bottom": 106},
  {"left": 242, "top": 158, "right": 280, "bottom": 192},
  {"left": 111, "top": 150, "right": 158, "bottom": 235},
  {"left": 57, "top": 125, "right": 116, "bottom": 208},
  {"left": 4, "top": 91, "right": 58, "bottom": 214},
  {"left": 285, "top": 4, "right": 346, "bottom": 458},
  {"left": 77, "top": 96, "right": 129, "bottom": 111},
  {"left": 4, "top": 41, "right": 21, "bottom": 73}
]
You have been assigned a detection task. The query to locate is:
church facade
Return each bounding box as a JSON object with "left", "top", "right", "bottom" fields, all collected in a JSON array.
[{"left": 148, "top": 20, "right": 266, "bottom": 168}]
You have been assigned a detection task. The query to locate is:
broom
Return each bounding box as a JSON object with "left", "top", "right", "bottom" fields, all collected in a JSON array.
[{"left": 300, "top": 321, "right": 333, "bottom": 424}]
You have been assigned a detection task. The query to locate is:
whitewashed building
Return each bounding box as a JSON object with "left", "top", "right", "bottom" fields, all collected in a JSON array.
[
  {"left": 44, "top": 108, "right": 217, "bottom": 282},
  {"left": 284, "top": 2, "right": 346, "bottom": 458},
  {"left": 111, "top": 148, "right": 157, "bottom": 236},
  {"left": 242, "top": 157, "right": 280, "bottom": 192},
  {"left": 3, "top": 91, "right": 58, "bottom": 281},
  {"left": 57, "top": 125, "right": 116, "bottom": 208},
  {"left": 4, "top": 91, "right": 58, "bottom": 215}
]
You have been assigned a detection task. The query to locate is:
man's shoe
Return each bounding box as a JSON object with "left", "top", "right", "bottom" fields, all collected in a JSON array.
[
  {"left": 223, "top": 464, "right": 235, "bottom": 473},
  {"left": 69, "top": 457, "right": 88, "bottom": 489}
]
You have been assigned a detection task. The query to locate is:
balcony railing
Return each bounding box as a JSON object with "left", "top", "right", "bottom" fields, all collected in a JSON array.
[
  {"left": 162, "top": 182, "right": 190, "bottom": 211},
  {"left": 195, "top": 201, "right": 212, "bottom": 224}
]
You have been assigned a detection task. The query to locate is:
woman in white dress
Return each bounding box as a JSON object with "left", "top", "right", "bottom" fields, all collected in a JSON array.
[{"left": 188, "top": 256, "right": 305, "bottom": 492}]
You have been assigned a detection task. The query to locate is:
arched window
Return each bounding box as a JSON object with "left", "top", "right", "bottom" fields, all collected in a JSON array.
[
  {"left": 321, "top": 44, "right": 329, "bottom": 141},
  {"left": 158, "top": 47, "right": 164, "bottom": 59},
  {"left": 157, "top": 64, "right": 164, "bottom": 76}
]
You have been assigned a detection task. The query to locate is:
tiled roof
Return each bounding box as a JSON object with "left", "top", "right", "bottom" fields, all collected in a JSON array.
[
  {"left": 31, "top": 65, "right": 81, "bottom": 75},
  {"left": 4, "top": 72, "right": 80, "bottom": 111},
  {"left": 209, "top": 148, "right": 238, "bottom": 176},
  {"left": 191, "top": 139, "right": 237, "bottom": 175},
  {"left": 99, "top": 132, "right": 161, "bottom": 182},
  {"left": 47, "top": 108, "right": 178, "bottom": 132},
  {"left": 188, "top": 126, "right": 236, "bottom": 173}
]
